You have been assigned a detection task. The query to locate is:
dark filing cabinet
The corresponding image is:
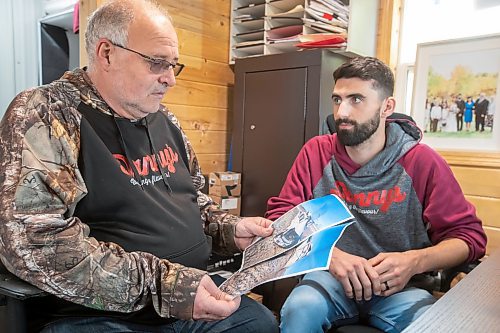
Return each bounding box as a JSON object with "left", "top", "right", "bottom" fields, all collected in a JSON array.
[{"left": 231, "top": 49, "right": 349, "bottom": 217}]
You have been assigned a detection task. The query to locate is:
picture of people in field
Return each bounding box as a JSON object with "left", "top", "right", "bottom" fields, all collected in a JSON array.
[{"left": 422, "top": 48, "right": 498, "bottom": 139}]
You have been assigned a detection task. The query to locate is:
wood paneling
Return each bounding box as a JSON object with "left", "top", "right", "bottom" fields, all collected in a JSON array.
[
  {"left": 79, "top": 0, "right": 98, "bottom": 67},
  {"left": 183, "top": 130, "right": 230, "bottom": 154},
  {"left": 157, "top": 0, "right": 230, "bottom": 42},
  {"left": 178, "top": 54, "right": 234, "bottom": 86},
  {"left": 484, "top": 227, "right": 500, "bottom": 255},
  {"left": 452, "top": 167, "right": 500, "bottom": 198},
  {"left": 444, "top": 154, "right": 500, "bottom": 253},
  {"left": 164, "top": 80, "right": 231, "bottom": 109},
  {"left": 196, "top": 154, "right": 229, "bottom": 174},
  {"left": 177, "top": 29, "right": 229, "bottom": 63},
  {"left": 169, "top": 105, "right": 231, "bottom": 132},
  {"left": 376, "top": 0, "right": 401, "bottom": 69},
  {"left": 466, "top": 196, "right": 500, "bottom": 229},
  {"left": 440, "top": 151, "right": 500, "bottom": 168}
]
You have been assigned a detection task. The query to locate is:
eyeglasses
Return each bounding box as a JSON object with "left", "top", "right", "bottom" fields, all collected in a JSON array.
[{"left": 110, "top": 42, "right": 184, "bottom": 76}]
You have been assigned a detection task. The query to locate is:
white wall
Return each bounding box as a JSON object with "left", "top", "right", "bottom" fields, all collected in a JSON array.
[
  {"left": 0, "top": 0, "right": 77, "bottom": 119},
  {"left": 0, "top": 0, "right": 43, "bottom": 119},
  {"left": 394, "top": 0, "right": 500, "bottom": 116},
  {"left": 399, "top": 0, "right": 500, "bottom": 64}
]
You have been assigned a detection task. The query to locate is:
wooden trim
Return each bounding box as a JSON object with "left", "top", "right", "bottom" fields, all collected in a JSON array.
[
  {"left": 376, "top": 0, "right": 401, "bottom": 69},
  {"left": 78, "top": 0, "right": 98, "bottom": 67},
  {"left": 438, "top": 151, "right": 500, "bottom": 168}
]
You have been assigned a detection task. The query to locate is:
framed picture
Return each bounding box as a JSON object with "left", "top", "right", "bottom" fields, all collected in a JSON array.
[{"left": 411, "top": 34, "right": 500, "bottom": 152}]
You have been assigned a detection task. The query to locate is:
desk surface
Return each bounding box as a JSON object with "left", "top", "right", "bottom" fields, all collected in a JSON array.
[{"left": 403, "top": 250, "right": 500, "bottom": 333}]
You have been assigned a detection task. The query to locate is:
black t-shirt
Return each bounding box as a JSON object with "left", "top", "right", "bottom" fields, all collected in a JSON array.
[{"left": 75, "top": 103, "right": 209, "bottom": 267}]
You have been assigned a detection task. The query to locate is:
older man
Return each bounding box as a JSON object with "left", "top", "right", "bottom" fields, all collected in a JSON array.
[{"left": 0, "top": 1, "right": 278, "bottom": 332}]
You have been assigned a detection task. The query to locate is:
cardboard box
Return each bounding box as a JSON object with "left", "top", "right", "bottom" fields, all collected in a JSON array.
[
  {"left": 212, "top": 195, "right": 241, "bottom": 216},
  {"left": 208, "top": 172, "right": 241, "bottom": 197}
]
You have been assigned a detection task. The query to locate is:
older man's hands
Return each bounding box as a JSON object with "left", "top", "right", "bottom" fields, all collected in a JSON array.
[
  {"left": 193, "top": 275, "right": 241, "bottom": 321},
  {"left": 234, "top": 217, "right": 274, "bottom": 251}
]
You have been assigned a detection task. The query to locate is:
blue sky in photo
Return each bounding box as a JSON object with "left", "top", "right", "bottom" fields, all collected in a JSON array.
[
  {"left": 284, "top": 222, "right": 353, "bottom": 275},
  {"left": 302, "top": 194, "right": 354, "bottom": 229}
]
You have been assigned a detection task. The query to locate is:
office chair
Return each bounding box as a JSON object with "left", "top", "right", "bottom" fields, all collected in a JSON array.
[{"left": 0, "top": 262, "right": 46, "bottom": 333}]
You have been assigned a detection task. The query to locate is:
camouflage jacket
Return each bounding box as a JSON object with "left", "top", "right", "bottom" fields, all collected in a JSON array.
[{"left": 0, "top": 69, "right": 241, "bottom": 320}]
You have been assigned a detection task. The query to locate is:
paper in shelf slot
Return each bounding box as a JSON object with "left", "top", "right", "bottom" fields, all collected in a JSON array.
[
  {"left": 314, "top": 0, "right": 349, "bottom": 18},
  {"left": 299, "top": 33, "right": 346, "bottom": 42},
  {"left": 233, "top": 40, "right": 265, "bottom": 48},
  {"left": 309, "top": 1, "right": 348, "bottom": 24},
  {"left": 234, "top": 0, "right": 266, "bottom": 11},
  {"left": 234, "top": 14, "right": 253, "bottom": 20},
  {"left": 303, "top": 18, "right": 346, "bottom": 34},
  {"left": 234, "top": 2, "right": 265, "bottom": 18},
  {"left": 267, "top": 0, "right": 304, "bottom": 11},
  {"left": 305, "top": 7, "right": 347, "bottom": 28},
  {"left": 233, "top": 29, "right": 265, "bottom": 42},
  {"left": 265, "top": 16, "right": 303, "bottom": 29},
  {"left": 233, "top": 18, "right": 264, "bottom": 30},
  {"left": 267, "top": 25, "right": 303, "bottom": 40},
  {"left": 267, "top": 4, "right": 304, "bottom": 18},
  {"left": 233, "top": 42, "right": 264, "bottom": 56},
  {"left": 268, "top": 37, "right": 301, "bottom": 44},
  {"left": 295, "top": 34, "right": 347, "bottom": 49}
]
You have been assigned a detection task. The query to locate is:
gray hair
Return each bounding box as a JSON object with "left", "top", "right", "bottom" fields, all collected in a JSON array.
[{"left": 85, "top": 0, "right": 171, "bottom": 67}]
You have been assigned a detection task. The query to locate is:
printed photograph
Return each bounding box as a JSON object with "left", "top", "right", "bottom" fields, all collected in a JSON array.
[
  {"left": 240, "top": 194, "right": 354, "bottom": 270},
  {"left": 412, "top": 34, "right": 500, "bottom": 151},
  {"left": 220, "top": 222, "right": 353, "bottom": 297}
]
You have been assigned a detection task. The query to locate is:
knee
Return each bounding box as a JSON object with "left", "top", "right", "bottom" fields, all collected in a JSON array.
[
  {"left": 240, "top": 296, "right": 279, "bottom": 333},
  {"left": 256, "top": 305, "right": 279, "bottom": 333},
  {"left": 280, "top": 283, "right": 329, "bottom": 322}
]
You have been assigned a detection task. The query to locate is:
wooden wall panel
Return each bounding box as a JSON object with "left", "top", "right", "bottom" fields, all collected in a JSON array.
[
  {"left": 196, "top": 153, "right": 229, "bottom": 174},
  {"left": 445, "top": 156, "right": 500, "bottom": 254},
  {"left": 452, "top": 167, "right": 500, "bottom": 198},
  {"left": 484, "top": 227, "right": 500, "bottom": 255},
  {"left": 169, "top": 105, "right": 230, "bottom": 132},
  {"left": 79, "top": 0, "right": 98, "bottom": 66},
  {"left": 183, "top": 130, "right": 229, "bottom": 154},
  {"left": 466, "top": 196, "right": 500, "bottom": 229},
  {"left": 163, "top": 81, "right": 231, "bottom": 109},
  {"left": 177, "top": 29, "right": 229, "bottom": 63},
  {"left": 179, "top": 55, "right": 234, "bottom": 86},
  {"left": 157, "top": 0, "right": 230, "bottom": 41}
]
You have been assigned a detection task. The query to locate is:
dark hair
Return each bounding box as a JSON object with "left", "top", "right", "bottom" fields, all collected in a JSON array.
[{"left": 333, "top": 57, "right": 394, "bottom": 99}]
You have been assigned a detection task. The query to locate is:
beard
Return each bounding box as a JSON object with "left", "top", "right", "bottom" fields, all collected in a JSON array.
[{"left": 335, "top": 111, "right": 380, "bottom": 146}]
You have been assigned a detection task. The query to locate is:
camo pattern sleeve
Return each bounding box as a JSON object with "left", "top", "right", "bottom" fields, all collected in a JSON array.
[
  {"left": 0, "top": 71, "right": 206, "bottom": 320},
  {"left": 165, "top": 110, "right": 241, "bottom": 256}
]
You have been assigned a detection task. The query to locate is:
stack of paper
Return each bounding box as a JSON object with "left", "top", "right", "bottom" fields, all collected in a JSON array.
[
  {"left": 232, "top": 1, "right": 266, "bottom": 54},
  {"left": 267, "top": 25, "right": 303, "bottom": 43},
  {"left": 295, "top": 32, "right": 347, "bottom": 49},
  {"left": 303, "top": 0, "right": 349, "bottom": 34}
]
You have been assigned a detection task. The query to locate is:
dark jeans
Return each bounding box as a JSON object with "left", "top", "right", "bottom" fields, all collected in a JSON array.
[
  {"left": 40, "top": 294, "right": 278, "bottom": 333},
  {"left": 39, "top": 274, "right": 278, "bottom": 333}
]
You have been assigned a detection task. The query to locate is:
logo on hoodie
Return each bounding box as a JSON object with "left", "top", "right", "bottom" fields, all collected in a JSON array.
[
  {"left": 330, "top": 181, "right": 406, "bottom": 213},
  {"left": 113, "top": 144, "right": 179, "bottom": 178}
]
